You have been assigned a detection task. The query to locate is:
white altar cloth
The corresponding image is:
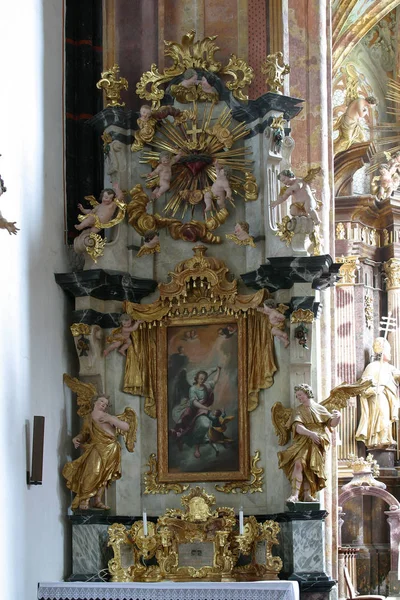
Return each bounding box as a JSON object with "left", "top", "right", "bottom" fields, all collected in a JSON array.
[{"left": 38, "top": 580, "right": 299, "bottom": 600}]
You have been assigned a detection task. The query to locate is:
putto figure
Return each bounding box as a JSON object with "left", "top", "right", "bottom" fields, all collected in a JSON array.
[
  {"left": 272, "top": 169, "right": 321, "bottom": 225},
  {"left": 103, "top": 313, "right": 143, "bottom": 357},
  {"left": 226, "top": 221, "right": 255, "bottom": 247},
  {"left": 355, "top": 337, "right": 400, "bottom": 448},
  {"left": 75, "top": 183, "right": 125, "bottom": 233},
  {"left": 272, "top": 380, "right": 372, "bottom": 502},
  {"left": 257, "top": 300, "right": 289, "bottom": 347},
  {"left": 203, "top": 161, "right": 233, "bottom": 214},
  {"left": 146, "top": 150, "right": 183, "bottom": 199},
  {"left": 62, "top": 375, "right": 137, "bottom": 510}
]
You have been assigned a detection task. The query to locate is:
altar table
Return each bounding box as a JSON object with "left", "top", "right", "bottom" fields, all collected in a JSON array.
[{"left": 38, "top": 580, "right": 299, "bottom": 600}]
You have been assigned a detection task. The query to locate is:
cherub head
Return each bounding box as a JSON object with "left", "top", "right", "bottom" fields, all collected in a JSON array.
[
  {"left": 99, "top": 188, "right": 116, "bottom": 205},
  {"left": 139, "top": 105, "right": 152, "bottom": 120},
  {"left": 143, "top": 230, "right": 159, "bottom": 245},
  {"left": 213, "top": 409, "right": 222, "bottom": 417},
  {"left": 379, "top": 164, "right": 390, "bottom": 175},
  {"left": 278, "top": 169, "right": 295, "bottom": 185},
  {"left": 365, "top": 96, "right": 377, "bottom": 106},
  {"left": 159, "top": 151, "right": 172, "bottom": 165},
  {"left": 234, "top": 221, "right": 250, "bottom": 236},
  {"left": 119, "top": 313, "right": 132, "bottom": 327},
  {"left": 182, "top": 68, "right": 198, "bottom": 86}
]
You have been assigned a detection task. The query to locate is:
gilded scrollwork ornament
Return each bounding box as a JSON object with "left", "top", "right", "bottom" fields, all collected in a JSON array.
[
  {"left": 261, "top": 52, "right": 290, "bottom": 94},
  {"left": 215, "top": 451, "right": 264, "bottom": 494},
  {"left": 144, "top": 453, "right": 190, "bottom": 495},
  {"left": 136, "top": 30, "right": 253, "bottom": 108},
  {"left": 96, "top": 64, "right": 128, "bottom": 107}
]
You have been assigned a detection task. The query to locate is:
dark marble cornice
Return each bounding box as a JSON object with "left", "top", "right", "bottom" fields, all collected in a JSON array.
[
  {"left": 241, "top": 255, "right": 341, "bottom": 293},
  {"left": 55, "top": 269, "right": 158, "bottom": 302}
]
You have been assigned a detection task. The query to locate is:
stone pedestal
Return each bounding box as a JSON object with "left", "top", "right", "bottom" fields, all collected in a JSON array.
[{"left": 279, "top": 510, "right": 336, "bottom": 600}]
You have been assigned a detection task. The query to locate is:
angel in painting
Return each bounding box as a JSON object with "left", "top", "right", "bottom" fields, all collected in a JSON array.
[
  {"left": 271, "top": 380, "right": 372, "bottom": 503},
  {"left": 169, "top": 367, "right": 222, "bottom": 458},
  {"left": 62, "top": 374, "right": 137, "bottom": 510}
]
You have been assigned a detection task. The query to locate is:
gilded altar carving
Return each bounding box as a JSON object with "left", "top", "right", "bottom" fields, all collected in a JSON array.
[
  {"left": 384, "top": 258, "right": 400, "bottom": 289},
  {"left": 107, "top": 487, "right": 282, "bottom": 582},
  {"left": 96, "top": 64, "right": 128, "bottom": 107},
  {"left": 215, "top": 451, "right": 264, "bottom": 494},
  {"left": 136, "top": 30, "right": 253, "bottom": 108},
  {"left": 144, "top": 453, "right": 190, "bottom": 495},
  {"left": 337, "top": 255, "right": 360, "bottom": 286},
  {"left": 291, "top": 309, "right": 314, "bottom": 324},
  {"left": 261, "top": 52, "right": 290, "bottom": 94},
  {"left": 121, "top": 246, "right": 277, "bottom": 418}
]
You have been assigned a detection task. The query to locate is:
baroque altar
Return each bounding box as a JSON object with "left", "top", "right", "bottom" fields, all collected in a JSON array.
[{"left": 57, "top": 29, "right": 342, "bottom": 599}]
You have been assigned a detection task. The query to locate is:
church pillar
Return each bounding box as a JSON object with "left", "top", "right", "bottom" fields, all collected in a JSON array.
[
  {"left": 383, "top": 258, "right": 400, "bottom": 369},
  {"left": 335, "top": 256, "right": 360, "bottom": 460}
]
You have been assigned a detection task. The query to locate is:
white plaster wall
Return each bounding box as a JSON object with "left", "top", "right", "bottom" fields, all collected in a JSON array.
[{"left": 0, "top": 2, "right": 74, "bottom": 599}]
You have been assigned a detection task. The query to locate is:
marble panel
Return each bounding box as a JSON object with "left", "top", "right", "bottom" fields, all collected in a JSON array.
[
  {"left": 72, "top": 524, "right": 111, "bottom": 575},
  {"left": 292, "top": 519, "right": 326, "bottom": 573}
]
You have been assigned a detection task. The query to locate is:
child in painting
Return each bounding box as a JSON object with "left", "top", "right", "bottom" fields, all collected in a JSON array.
[{"left": 206, "top": 409, "right": 235, "bottom": 456}]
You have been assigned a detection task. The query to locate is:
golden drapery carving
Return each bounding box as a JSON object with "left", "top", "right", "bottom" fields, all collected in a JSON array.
[{"left": 122, "top": 246, "right": 277, "bottom": 417}]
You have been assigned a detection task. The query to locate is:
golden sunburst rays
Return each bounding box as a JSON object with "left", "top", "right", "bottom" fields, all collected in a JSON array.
[{"left": 139, "top": 101, "right": 253, "bottom": 218}]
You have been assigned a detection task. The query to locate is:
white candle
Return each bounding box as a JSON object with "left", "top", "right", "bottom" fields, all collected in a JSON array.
[
  {"left": 239, "top": 507, "right": 244, "bottom": 535},
  {"left": 143, "top": 508, "right": 148, "bottom": 536}
]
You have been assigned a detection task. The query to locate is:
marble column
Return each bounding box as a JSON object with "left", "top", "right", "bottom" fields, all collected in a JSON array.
[
  {"left": 335, "top": 256, "right": 360, "bottom": 461},
  {"left": 383, "top": 258, "right": 400, "bottom": 370}
]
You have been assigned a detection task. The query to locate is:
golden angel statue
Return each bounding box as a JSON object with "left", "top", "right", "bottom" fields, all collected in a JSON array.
[
  {"left": 272, "top": 380, "right": 372, "bottom": 503},
  {"left": 62, "top": 374, "right": 137, "bottom": 510}
]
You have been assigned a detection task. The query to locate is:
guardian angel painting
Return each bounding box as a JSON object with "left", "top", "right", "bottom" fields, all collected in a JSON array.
[{"left": 157, "top": 318, "right": 249, "bottom": 483}]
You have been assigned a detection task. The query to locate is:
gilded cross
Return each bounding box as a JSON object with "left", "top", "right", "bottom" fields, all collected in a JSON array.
[{"left": 186, "top": 121, "right": 203, "bottom": 145}]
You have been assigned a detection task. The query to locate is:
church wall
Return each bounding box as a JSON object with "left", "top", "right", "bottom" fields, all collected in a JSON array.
[{"left": 0, "top": 1, "right": 75, "bottom": 598}]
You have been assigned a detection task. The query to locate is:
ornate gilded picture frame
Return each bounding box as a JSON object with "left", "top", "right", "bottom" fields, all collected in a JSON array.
[{"left": 157, "top": 315, "right": 249, "bottom": 483}]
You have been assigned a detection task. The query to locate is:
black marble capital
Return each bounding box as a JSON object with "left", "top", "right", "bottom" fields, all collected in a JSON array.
[
  {"left": 241, "top": 255, "right": 341, "bottom": 293},
  {"left": 55, "top": 269, "right": 158, "bottom": 302}
]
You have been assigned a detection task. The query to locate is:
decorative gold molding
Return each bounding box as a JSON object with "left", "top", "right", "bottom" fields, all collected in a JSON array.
[
  {"left": 261, "top": 52, "right": 290, "bottom": 94},
  {"left": 275, "top": 216, "right": 293, "bottom": 246},
  {"left": 290, "top": 309, "right": 314, "bottom": 324},
  {"left": 70, "top": 323, "right": 91, "bottom": 336},
  {"left": 123, "top": 246, "right": 277, "bottom": 417},
  {"left": 86, "top": 233, "right": 107, "bottom": 263},
  {"left": 108, "top": 486, "right": 282, "bottom": 582},
  {"left": 336, "top": 255, "right": 360, "bottom": 286},
  {"left": 214, "top": 451, "right": 264, "bottom": 494},
  {"left": 144, "top": 453, "right": 189, "bottom": 495},
  {"left": 96, "top": 64, "right": 128, "bottom": 107},
  {"left": 384, "top": 258, "right": 400, "bottom": 290},
  {"left": 137, "top": 30, "right": 253, "bottom": 108}
]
